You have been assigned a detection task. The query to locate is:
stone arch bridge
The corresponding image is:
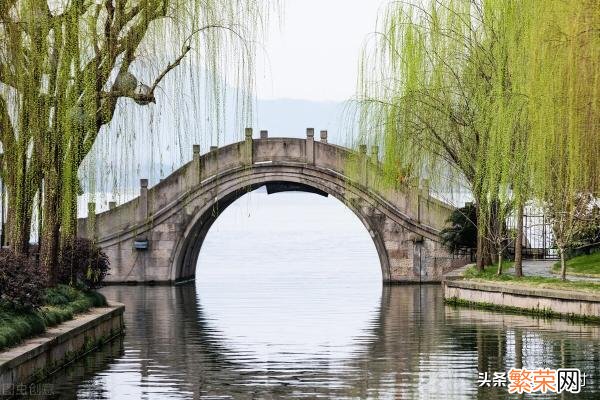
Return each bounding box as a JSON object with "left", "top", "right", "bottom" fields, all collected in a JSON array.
[{"left": 78, "top": 129, "right": 468, "bottom": 284}]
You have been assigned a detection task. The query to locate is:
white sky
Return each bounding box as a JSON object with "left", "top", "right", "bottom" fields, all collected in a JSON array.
[{"left": 255, "top": 0, "right": 389, "bottom": 102}]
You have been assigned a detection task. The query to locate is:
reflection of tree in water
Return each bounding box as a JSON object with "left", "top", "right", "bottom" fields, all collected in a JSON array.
[
  {"left": 43, "top": 285, "right": 600, "bottom": 399},
  {"left": 448, "top": 306, "right": 600, "bottom": 400}
]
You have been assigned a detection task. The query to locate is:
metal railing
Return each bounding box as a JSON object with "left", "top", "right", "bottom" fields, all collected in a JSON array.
[{"left": 506, "top": 213, "right": 558, "bottom": 260}]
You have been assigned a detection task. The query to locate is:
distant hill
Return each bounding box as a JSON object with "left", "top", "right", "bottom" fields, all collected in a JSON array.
[
  {"left": 255, "top": 98, "right": 352, "bottom": 145},
  {"left": 80, "top": 97, "right": 355, "bottom": 199}
]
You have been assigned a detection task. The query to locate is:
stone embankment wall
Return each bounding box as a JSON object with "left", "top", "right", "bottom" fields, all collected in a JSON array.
[
  {"left": 0, "top": 303, "right": 124, "bottom": 396},
  {"left": 444, "top": 280, "right": 600, "bottom": 320}
]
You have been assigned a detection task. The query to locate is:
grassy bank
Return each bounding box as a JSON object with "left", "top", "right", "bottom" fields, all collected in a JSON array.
[
  {"left": 462, "top": 260, "right": 514, "bottom": 279},
  {"left": 552, "top": 252, "right": 600, "bottom": 277},
  {"left": 463, "top": 265, "right": 600, "bottom": 294},
  {"left": 0, "top": 285, "right": 106, "bottom": 351}
]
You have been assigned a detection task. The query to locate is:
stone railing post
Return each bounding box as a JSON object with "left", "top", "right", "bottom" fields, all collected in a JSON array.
[
  {"left": 320, "top": 130, "right": 328, "bottom": 144},
  {"left": 417, "top": 178, "right": 430, "bottom": 223},
  {"left": 188, "top": 144, "right": 201, "bottom": 187},
  {"left": 108, "top": 201, "right": 116, "bottom": 210},
  {"left": 260, "top": 130, "right": 268, "bottom": 139},
  {"left": 306, "top": 128, "right": 315, "bottom": 165},
  {"left": 420, "top": 178, "right": 430, "bottom": 198},
  {"left": 359, "top": 144, "right": 368, "bottom": 186},
  {"left": 87, "top": 202, "right": 96, "bottom": 240},
  {"left": 244, "top": 127, "right": 253, "bottom": 166},
  {"left": 371, "top": 145, "right": 379, "bottom": 163},
  {"left": 369, "top": 145, "right": 379, "bottom": 188}
]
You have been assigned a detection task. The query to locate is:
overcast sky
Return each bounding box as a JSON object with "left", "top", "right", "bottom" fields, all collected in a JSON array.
[
  {"left": 81, "top": 0, "right": 393, "bottom": 205},
  {"left": 255, "top": 0, "right": 389, "bottom": 102}
]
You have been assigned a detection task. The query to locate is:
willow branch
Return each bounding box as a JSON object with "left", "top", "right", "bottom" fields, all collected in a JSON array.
[
  {"left": 0, "top": 0, "right": 18, "bottom": 19},
  {"left": 0, "top": 63, "right": 18, "bottom": 90},
  {"left": 150, "top": 45, "right": 191, "bottom": 92},
  {"left": 0, "top": 94, "right": 15, "bottom": 153}
]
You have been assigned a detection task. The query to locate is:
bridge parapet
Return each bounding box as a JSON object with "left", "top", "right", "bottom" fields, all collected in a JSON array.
[
  {"left": 253, "top": 137, "right": 307, "bottom": 164},
  {"left": 78, "top": 129, "right": 465, "bottom": 284}
]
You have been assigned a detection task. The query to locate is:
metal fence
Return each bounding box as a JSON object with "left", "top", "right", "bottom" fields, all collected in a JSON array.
[{"left": 506, "top": 212, "right": 558, "bottom": 260}]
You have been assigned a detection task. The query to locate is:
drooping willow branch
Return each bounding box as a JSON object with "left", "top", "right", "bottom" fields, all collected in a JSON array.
[
  {"left": 354, "top": 0, "right": 600, "bottom": 271},
  {"left": 0, "top": 0, "right": 276, "bottom": 276}
]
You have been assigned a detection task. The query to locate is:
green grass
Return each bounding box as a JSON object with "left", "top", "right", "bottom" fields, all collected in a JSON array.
[
  {"left": 463, "top": 264, "right": 600, "bottom": 294},
  {"left": 0, "top": 285, "right": 106, "bottom": 351},
  {"left": 463, "top": 260, "right": 514, "bottom": 278},
  {"left": 552, "top": 252, "right": 600, "bottom": 277}
]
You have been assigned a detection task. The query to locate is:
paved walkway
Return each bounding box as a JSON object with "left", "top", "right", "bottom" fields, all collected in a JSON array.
[
  {"left": 447, "top": 259, "right": 600, "bottom": 282},
  {"left": 520, "top": 260, "right": 600, "bottom": 282}
]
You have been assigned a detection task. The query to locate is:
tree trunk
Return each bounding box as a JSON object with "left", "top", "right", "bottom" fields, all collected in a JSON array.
[
  {"left": 476, "top": 203, "right": 486, "bottom": 271},
  {"left": 480, "top": 236, "right": 493, "bottom": 266},
  {"left": 476, "top": 226, "right": 485, "bottom": 271},
  {"left": 476, "top": 226, "right": 494, "bottom": 268},
  {"left": 487, "top": 200, "right": 500, "bottom": 266},
  {"left": 487, "top": 239, "right": 497, "bottom": 265},
  {"left": 514, "top": 202, "right": 524, "bottom": 277},
  {"left": 560, "top": 247, "right": 567, "bottom": 281},
  {"left": 60, "top": 176, "right": 79, "bottom": 245},
  {"left": 496, "top": 250, "right": 503, "bottom": 276},
  {"left": 7, "top": 212, "right": 30, "bottom": 254},
  {"left": 39, "top": 172, "right": 61, "bottom": 285},
  {"left": 3, "top": 138, "right": 41, "bottom": 255},
  {"left": 6, "top": 185, "right": 33, "bottom": 255}
]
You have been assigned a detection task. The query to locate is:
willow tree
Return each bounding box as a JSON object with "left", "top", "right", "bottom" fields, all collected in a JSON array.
[
  {"left": 0, "top": 0, "right": 274, "bottom": 281},
  {"left": 478, "top": 0, "right": 600, "bottom": 278},
  {"left": 474, "top": 0, "right": 530, "bottom": 276},
  {"left": 355, "top": 0, "right": 531, "bottom": 271},
  {"left": 513, "top": 0, "right": 600, "bottom": 279}
]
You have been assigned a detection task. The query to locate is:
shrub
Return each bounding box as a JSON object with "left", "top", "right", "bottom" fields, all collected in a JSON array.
[
  {"left": 0, "top": 286, "right": 107, "bottom": 350},
  {"left": 440, "top": 203, "right": 478, "bottom": 254},
  {"left": 58, "top": 238, "right": 110, "bottom": 289},
  {"left": 0, "top": 249, "right": 46, "bottom": 310},
  {"left": 568, "top": 206, "right": 600, "bottom": 258}
]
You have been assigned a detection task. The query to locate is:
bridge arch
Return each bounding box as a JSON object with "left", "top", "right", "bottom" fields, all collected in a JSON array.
[
  {"left": 173, "top": 171, "right": 392, "bottom": 283},
  {"left": 78, "top": 131, "right": 468, "bottom": 284}
]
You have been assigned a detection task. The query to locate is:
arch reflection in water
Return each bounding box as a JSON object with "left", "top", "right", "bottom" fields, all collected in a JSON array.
[
  {"left": 44, "top": 285, "right": 600, "bottom": 399},
  {"left": 40, "top": 192, "right": 600, "bottom": 399},
  {"left": 195, "top": 192, "right": 382, "bottom": 365}
]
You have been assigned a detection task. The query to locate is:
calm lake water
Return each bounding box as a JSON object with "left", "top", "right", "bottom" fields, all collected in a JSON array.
[{"left": 38, "top": 192, "right": 599, "bottom": 399}]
